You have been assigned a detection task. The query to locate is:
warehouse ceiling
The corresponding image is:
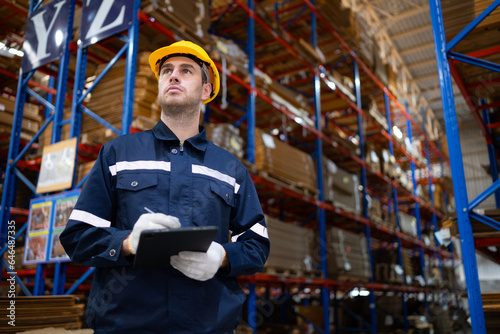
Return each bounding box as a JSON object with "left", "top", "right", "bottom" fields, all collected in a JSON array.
[{"left": 344, "top": 0, "right": 500, "bottom": 131}]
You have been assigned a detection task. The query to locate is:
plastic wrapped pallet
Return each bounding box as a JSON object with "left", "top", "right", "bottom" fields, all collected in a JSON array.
[
  {"left": 326, "top": 227, "right": 371, "bottom": 281},
  {"left": 255, "top": 128, "right": 317, "bottom": 195},
  {"left": 322, "top": 158, "right": 361, "bottom": 215},
  {"left": 398, "top": 211, "right": 417, "bottom": 237},
  {"left": 264, "top": 215, "right": 315, "bottom": 275},
  {"left": 204, "top": 123, "right": 244, "bottom": 159}
]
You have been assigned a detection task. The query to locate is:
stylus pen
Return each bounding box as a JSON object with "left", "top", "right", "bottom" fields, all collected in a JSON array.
[{"left": 144, "top": 207, "right": 155, "bottom": 214}]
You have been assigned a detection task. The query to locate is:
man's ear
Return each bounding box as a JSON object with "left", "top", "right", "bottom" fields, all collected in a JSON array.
[{"left": 202, "top": 83, "right": 212, "bottom": 101}]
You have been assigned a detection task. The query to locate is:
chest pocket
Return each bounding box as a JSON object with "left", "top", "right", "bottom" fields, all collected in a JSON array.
[
  {"left": 192, "top": 180, "right": 235, "bottom": 242},
  {"left": 210, "top": 181, "right": 235, "bottom": 207},
  {"left": 115, "top": 172, "right": 159, "bottom": 229}
]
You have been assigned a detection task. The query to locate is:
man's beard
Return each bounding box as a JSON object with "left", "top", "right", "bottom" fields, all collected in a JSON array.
[{"left": 159, "top": 90, "right": 202, "bottom": 119}]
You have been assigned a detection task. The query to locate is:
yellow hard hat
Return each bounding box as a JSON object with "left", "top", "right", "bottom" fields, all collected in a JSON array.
[{"left": 149, "top": 41, "right": 220, "bottom": 104}]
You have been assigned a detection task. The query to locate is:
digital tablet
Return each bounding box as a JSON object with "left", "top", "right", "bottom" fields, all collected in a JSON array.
[{"left": 133, "top": 226, "right": 219, "bottom": 269}]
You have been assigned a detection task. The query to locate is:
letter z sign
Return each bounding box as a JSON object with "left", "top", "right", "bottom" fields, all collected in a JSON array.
[
  {"left": 21, "top": 0, "right": 70, "bottom": 72},
  {"left": 80, "top": 0, "right": 134, "bottom": 48}
]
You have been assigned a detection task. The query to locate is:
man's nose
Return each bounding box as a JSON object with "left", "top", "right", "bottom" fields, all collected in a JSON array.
[{"left": 169, "top": 68, "right": 181, "bottom": 82}]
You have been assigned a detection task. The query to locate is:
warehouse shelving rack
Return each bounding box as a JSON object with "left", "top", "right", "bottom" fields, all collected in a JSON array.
[
  {"left": 429, "top": 0, "right": 500, "bottom": 333},
  {"left": 0, "top": 0, "right": 461, "bottom": 333},
  {"left": 0, "top": 0, "right": 142, "bottom": 296},
  {"left": 209, "top": 1, "right": 456, "bottom": 333}
]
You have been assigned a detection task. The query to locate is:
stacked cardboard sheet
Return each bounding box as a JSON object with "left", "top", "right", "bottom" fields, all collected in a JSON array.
[
  {"left": 0, "top": 95, "right": 41, "bottom": 141},
  {"left": 142, "top": 0, "right": 211, "bottom": 45},
  {"left": 264, "top": 215, "right": 316, "bottom": 276},
  {"left": 83, "top": 52, "right": 158, "bottom": 145},
  {"left": 322, "top": 158, "right": 361, "bottom": 215},
  {"left": 326, "top": 227, "right": 371, "bottom": 281},
  {"left": 255, "top": 129, "right": 317, "bottom": 195}
]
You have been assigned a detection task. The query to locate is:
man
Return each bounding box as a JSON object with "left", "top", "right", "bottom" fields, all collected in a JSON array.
[{"left": 60, "top": 41, "right": 270, "bottom": 333}]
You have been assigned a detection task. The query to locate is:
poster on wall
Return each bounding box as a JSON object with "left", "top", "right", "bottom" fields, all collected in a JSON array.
[
  {"left": 36, "top": 137, "right": 77, "bottom": 194},
  {"left": 24, "top": 189, "right": 80, "bottom": 265}
]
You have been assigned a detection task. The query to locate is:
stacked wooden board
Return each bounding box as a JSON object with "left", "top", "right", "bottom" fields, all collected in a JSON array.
[
  {"left": 0, "top": 295, "right": 85, "bottom": 333},
  {"left": 483, "top": 293, "right": 500, "bottom": 332}
]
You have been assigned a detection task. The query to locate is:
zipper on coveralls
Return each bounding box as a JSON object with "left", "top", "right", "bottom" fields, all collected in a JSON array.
[{"left": 179, "top": 140, "right": 184, "bottom": 152}]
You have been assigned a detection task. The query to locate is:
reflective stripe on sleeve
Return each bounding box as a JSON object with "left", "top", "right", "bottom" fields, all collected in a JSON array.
[
  {"left": 69, "top": 209, "right": 112, "bottom": 228},
  {"left": 231, "top": 223, "right": 268, "bottom": 242},
  {"left": 192, "top": 165, "right": 241, "bottom": 193}
]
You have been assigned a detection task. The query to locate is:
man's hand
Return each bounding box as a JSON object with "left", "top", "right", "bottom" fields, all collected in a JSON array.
[
  {"left": 171, "top": 241, "right": 226, "bottom": 281},
  {"left": 123, "top": 213, "right": 181, "bottom": 255}
]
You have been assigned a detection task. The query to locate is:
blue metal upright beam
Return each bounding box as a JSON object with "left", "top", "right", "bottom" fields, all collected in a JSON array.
[
  {"left": 384, "top": 91, "right": 409, "bottom": 333},
  {"left": 246, "top": 2, "right": 257, "bottom": 332},
  {"left": 246, "top": 0, "right": 256, "bottom": 165},
  {"left": 51, "top": 0, "right": 76, "bottom": 144},
  {"left": 406, "top": 104, "right": 429, "bottom": 319},
  {"left": 429, "top": 0, "right": 486, "bottom": 332},
  {"left": 121, "top": 0, "right": 140, "bottom": 135},
  {"left": 353, "top": 59, "right": 376, "bottom": 334},
  {"left": 311, "top": 3, "right": 330, "bottom": 332}
]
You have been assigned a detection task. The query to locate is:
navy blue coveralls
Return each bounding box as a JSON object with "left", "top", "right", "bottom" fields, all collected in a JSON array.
[{"left": 60, "top": 120, "right": 270, "bottom": 333}]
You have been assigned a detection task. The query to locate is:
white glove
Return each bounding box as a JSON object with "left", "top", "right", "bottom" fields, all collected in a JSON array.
[
  {"left": 171, "top": 241, "right": 226, "bottom": 281},
  {"left": 128, "top": 213, "right": 180, "bottom": 254}
]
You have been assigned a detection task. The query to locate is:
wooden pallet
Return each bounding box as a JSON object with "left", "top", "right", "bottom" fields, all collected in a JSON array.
[
  {"left": 258, "top": 170, "right": 319, "bottom": 199},
  {"left": 263, "top": 266, "right": 323, "bottom": 279}
]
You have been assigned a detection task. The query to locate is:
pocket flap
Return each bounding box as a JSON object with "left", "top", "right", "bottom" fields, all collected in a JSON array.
[
  {"left": 116, "top": 173, "right": 157, "bottom": 191},
  {"left": 210, "top": 181, "right": 235, "bottom": 206}
]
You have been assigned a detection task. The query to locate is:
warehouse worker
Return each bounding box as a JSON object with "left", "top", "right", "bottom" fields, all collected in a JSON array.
[{"left": 60, "top": 41, "right": 270, "bottom": 333}]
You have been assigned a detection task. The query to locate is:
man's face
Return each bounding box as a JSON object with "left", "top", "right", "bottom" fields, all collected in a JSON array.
[{"left": 157, "top": 56, "right": 211, "bottom": 112}]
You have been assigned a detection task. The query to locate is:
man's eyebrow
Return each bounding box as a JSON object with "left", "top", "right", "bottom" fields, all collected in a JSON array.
[{"left": 161, "top": 63, "right": 197, "bottom": 71}]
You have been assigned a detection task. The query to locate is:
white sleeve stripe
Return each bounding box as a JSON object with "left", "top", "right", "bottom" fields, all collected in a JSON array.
[
  {"left": 231, "top": 232, "right": 243, "bottom": 242},
  {"left": 192, "top": 164, "right": 241, "bottom": 193},
  {"left": 231, "top": 223, "right": 268, "bottom": 242},
  {"left": 109, "top": 161, "right": 171, "bottom": 176},
  {"left": 69, "top": 209, "right": 112, "bottom": 228},
  {"left": 251, "top": 223, "right": 268, "bottom": 239}
]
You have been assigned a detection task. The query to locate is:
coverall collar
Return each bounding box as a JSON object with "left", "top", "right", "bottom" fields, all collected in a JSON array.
[{"left": 152, "top": 119, "right": 208, "bottom": 152}]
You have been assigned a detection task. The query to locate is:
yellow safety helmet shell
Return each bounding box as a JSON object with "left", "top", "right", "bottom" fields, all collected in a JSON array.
[{"left": 149, "top": 41, "right": 220, "bottom": 104}]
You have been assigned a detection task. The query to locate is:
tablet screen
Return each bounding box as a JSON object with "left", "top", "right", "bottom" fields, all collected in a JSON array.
[{"left": 133, "top": 226, "right": 219, "bottom": 269}]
